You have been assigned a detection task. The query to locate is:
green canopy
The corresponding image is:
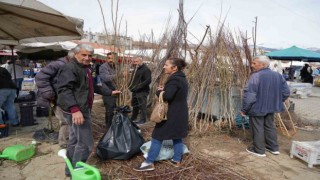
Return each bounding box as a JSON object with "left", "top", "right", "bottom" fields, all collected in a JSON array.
[{"left": 266, "top": 46, "right": 320, "bottom": 62}]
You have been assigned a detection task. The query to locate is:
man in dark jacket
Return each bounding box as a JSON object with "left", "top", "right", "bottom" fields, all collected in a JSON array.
[
  {"left": 129, "top": 57, "right": 151, "bottom": 124},
  {"left": 300, "top": 64, "right": 313, "bottom": 83},
  {"left": 241, "top": 56, "right": 290, "bottom": 157},
  {"left": 56, "top": 44, "right": 95, "bottom": 177},
  {"left": 0, "top": 67, "right": 19, "bottom": 126},
  {"left": 35, "top": 49, "right": 74, "bottom": 148},
  {"left": 99, "top": 52, "right": 121, "bottom": 129}
]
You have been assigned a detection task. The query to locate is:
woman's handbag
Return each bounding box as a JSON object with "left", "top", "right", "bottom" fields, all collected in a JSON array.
[{"left": 150, "top": 91, "right": 168, "bottom": 123}]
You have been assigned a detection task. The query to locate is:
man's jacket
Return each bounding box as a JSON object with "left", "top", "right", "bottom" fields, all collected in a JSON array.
[
  {"left": 241, "top": 68, "right": 290, "bottom": 116},
  {"left": 129, "top": 64, "right": 151, "bottom": 93},
  {"left": 99, "top": 62, "right": 116, "bottom": 92},
  {"left": 35, "top": 57, "right": 68, "bottom": 107},
  {"left": 0, "top": 67, "right": 16, "bottom": 89},
  {"left": 57, "top": 59, "right": 92, "bottom": 113}
]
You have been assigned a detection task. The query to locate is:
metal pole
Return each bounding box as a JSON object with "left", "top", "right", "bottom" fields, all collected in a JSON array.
[{"left": 10, "top": 45, "right": 17, "bottom": 85}]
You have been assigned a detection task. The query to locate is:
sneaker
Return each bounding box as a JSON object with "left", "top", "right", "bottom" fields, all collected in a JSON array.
[
  {"left": 266, "top": 148, "right": 280, "bottom": 155},
  {"left": 246, "top": 147, "right": 266, "bottom": 157},
  {"left": 133, "top": 162, "right": 155, "bottom": 172},
  {"left": 169, "top": 159, "right": 182, "bottom": 167}
]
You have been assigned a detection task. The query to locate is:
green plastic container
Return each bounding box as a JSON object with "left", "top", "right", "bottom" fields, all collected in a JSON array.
[
  {"left": 0, "top": 141, "right": 36, "bottom": 162},
  {"left": 58, "top": 149, "right": 101, "bottom": 180}
]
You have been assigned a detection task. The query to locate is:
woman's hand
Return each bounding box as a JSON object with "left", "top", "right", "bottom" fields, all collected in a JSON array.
[
  {"left": 112, "top": 90, "right": 122, "bottom": 96},
  {"left": 157, "top": 86, "right": 164, "bottom": 91}
]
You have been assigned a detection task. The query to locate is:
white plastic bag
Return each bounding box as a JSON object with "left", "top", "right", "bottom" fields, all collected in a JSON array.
[{"left": 140, "top": 140, "right": 189, "bottom": 161}]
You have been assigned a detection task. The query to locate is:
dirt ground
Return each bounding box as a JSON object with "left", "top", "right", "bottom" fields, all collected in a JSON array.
[{"left": 1, "top": 100, "right": 320, "bottom": 180}]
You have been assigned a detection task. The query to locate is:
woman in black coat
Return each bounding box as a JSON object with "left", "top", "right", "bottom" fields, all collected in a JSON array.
[
  {"left": 134, "top": 58, "right": 189, "bottom": 172},
  {"left": 300, "top": 64, "right": 313, "bottom": 83}
]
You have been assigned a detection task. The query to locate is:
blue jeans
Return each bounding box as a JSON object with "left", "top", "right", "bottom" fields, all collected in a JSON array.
[
  {"left": 0, "top": 89, "right": 18, "bottom": 124},
  {"left": 146, "top": 138, "right": 183, "bottom": 163}
]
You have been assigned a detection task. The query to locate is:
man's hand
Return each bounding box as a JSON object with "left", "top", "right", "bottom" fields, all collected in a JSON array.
[
  {"left": 240, "top": 111, "right": 245, "bottom": 117},
  {"left": 72, "top": 111, "right": 84, "bottom": 125},
  {"left": 112, "top": 90, "right": 122, "bottom": 95}
]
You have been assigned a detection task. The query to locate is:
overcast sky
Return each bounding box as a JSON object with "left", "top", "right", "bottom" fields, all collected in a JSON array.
[{"left": 39, "top": 0, "right": 320, "bottom": 49}]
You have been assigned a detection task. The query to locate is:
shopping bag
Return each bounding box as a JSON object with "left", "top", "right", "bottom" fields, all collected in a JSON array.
[
  {"left": 140, "top": 140, "right": 190, "bottom": 161},
  {"left": 150, "top": 91, "right": 168, "bottom": 123},
  {"left": 96, "top": 106, "right": 145, "bottom": 160}
]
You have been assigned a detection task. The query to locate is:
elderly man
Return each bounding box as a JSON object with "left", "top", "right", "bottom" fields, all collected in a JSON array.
[
  {"left": 241, "top": 56, "right": 290, "bottom": 157},
  {"left": 57, "top": 44, "right": 95, "bottom": 177},
  {"left": 129, "top": 57, "right": 151, "bottom": 124}
]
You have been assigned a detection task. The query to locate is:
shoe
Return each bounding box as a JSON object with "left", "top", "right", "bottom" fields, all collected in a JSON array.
[
  {"left": 12, "top": 123, "right": 20, "bottom": 127},
  {"left": 246, "top": 147, "right": 266, "bottom": 157},
  {"left": 133, "top": 162, "right": 155, "bottom": 172},
  {"left": 266, "top": 148, "right": 280, "bottom": 155},
  {"left": 169, "top": 159, "right": 182, "bottom": 167},
  {"left": 65, "top": 173, "right": 71, "bottom": 177}
]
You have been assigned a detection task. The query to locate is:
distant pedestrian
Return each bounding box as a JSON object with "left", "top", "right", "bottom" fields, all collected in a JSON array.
[
  {"left": 312, "top": 66, "right": 320, "bottom": 77},
  {"left": 0, "top": 67, "right": 19, "bottom": 126},
  {"left": 128, "top": 57, "right": 151, "bottom": 124},
  {"left": 300, "top": 64, "right": 313, "bottom": 83},
  {"left": 271, "top": 63, "right": 283, "bottom": 75},
  {"left": 28, "top": 60, "right": 36, "bottom": 78},
  {"left": 6, "top": 60, "right": 24, "bottom": 96},
  {"left": 1, "top": 59, "right": 10, "bottom": 68},
  {"left": 241, "top": 56, "right": 290, "bottom": 157}
]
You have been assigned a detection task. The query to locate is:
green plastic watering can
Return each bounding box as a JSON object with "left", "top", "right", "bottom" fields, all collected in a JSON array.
[
  {"left": 58, "top": 149, "right": 101, "bottom": 180},
  {"left": 0, "top": 141, "right": 36, "bottom": 162}
]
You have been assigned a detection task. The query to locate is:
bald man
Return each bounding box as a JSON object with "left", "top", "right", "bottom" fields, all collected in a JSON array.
[{"left": 129, "top": 57, "right": 151, "bottom": 124}]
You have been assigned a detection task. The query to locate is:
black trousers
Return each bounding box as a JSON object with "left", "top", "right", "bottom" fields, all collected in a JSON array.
[
  {"left": 249, "top": 113, "right": 279, "bottom": 154},
  {"left": 131, "top": 91, "right": 148, "bottom": 121},
  {"left": 102, "top": 95, "right": 117, "bottom": 129}
]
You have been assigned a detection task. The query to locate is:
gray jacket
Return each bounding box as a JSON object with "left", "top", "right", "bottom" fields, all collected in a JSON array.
[
  {"left": 99, "top": 62, "right": 116, "bottom": 91},
  {"left": 7, "top": 64, "right": 24, "bottom": 79},
  {"left": 241, "top": 68, "right": 290, "bottom": 116},
  {"left": 35, "top": 57, "right": 68, "bottom": 107}
]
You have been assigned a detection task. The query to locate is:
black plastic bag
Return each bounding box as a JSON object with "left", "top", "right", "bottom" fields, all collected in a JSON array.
[{"left": 96, "top": 106, "right": 145, "bottom": 160}]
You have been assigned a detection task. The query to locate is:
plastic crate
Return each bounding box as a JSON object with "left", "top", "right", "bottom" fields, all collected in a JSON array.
[
  {"left": 36, "top": 107, "right": 49, "bottom": 117},
  {"left": 19, "top": 102, "right": 36, "bottom": 126},
  {"left": 290, "top": 141, "right": 320, "bottom": 168},
  {"left": 0, "top": 125, "right": 9, "bottom": 138}
]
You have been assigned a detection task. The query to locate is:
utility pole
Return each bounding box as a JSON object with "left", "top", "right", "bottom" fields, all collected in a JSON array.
[{"left": 252, "top": 16, "right": 258, "bottom": 57}]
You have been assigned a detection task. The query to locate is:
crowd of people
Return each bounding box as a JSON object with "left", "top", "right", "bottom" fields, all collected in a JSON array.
[
  {"left": 270, "top": 61, "right": 320, "bottom": 84},
  {"left": 0, "top": 45, "right": 302, "bottom": 176},
  {"left": 31, "top": 44, "right": 189, "bottom": 175}
]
